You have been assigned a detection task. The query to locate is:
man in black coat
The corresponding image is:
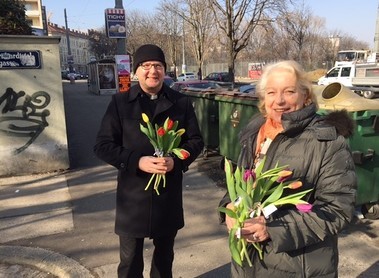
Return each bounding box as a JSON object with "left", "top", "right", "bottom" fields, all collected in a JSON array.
[{"left": 94, "top": 44, "right": 204, "bottom": 278}]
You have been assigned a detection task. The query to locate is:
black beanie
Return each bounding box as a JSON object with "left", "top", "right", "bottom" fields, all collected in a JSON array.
[{"left": 133, "top": 44, "right": 166, "bottom": 73}]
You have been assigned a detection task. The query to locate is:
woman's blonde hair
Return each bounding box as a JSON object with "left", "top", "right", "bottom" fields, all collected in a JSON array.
[{"left": 256, "top": 60, "right": 318, "bottom": 115}]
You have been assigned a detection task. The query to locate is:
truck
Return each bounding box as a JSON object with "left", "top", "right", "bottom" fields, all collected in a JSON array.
[{"left": 318, "top": 50, "right": 379, "bottom": 99}]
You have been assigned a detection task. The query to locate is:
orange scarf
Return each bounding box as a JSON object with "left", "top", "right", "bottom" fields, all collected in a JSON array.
[{"left": 255, "top": 118, "right": 284, "bottom": 156}]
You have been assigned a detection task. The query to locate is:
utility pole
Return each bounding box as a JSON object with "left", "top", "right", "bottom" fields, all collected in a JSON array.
[
  {"left": 182, "top": 18, "right": 186, "bottom": 74},
  {"left": 64, "top": 8, "right": 73, "bottom": 73},
  {"left": 115, "top": 0, "right": 126, "bottom": 54}
]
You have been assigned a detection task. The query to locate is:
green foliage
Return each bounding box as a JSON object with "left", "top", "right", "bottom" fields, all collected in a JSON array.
[{"left": 0, "top": 0, "right": 33, "bottom": 35}]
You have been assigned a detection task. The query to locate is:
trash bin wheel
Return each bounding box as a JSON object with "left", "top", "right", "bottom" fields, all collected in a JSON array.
[
  {"left": 361, "top": 203, "right": 379, "bottom": 220},
  {"left": 202, "top": 148, "right": 209, "bottom": 159}
]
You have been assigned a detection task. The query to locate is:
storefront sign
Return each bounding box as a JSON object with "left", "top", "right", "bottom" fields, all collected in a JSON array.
[
  {"left": 0, "top": 51, "right": 42, "bottom": 69},
  {"left": 105, "top": 8, "right": 126, "bottom": 38}
]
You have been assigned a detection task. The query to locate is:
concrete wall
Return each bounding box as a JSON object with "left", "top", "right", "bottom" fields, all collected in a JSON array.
[{"left": 0, "top": 35, "right": 69, "bottom": 177}]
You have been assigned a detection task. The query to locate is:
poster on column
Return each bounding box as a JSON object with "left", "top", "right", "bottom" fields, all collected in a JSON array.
[
  {"left": 105, "top": 8, "right": 126, "bottom": 38},
  {"left": 115, "top": 54, "right": 131, "bottom": 93}
]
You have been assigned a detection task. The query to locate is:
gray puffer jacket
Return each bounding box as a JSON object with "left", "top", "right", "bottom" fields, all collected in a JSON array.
[{"left": 220, "top": 103, "right": 357, "bottom": 278}]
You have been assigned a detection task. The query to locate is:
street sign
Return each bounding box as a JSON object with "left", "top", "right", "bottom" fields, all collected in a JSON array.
[
  {"left": 0, "top": 51, "right": 42, "bottom": 69},
  {"left": 105, "top": 8, "right": 126, "bottom": 39}
]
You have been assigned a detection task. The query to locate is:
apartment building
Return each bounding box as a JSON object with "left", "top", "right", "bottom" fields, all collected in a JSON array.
[
  {"left": 23, "top": 0, "right": 47, "bottom": 36},
  {"left": 23, "top": 0, "right": 93, "bottom": 73},
  {"left": 48, "top": 23, "right": 93, "bottom": 73}
]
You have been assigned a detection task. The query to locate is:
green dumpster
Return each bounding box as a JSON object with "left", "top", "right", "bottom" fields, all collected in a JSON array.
[
  {"left": 349, "top": 110, "right": 379, "bottom": 207},
  {"left": 316, "top": 82, "right": 379, "bottom": 219},
  {"left": 182, "top": 89, "right": 219, "bottom": 155},
  {"left": 215, "top": 93, "right": 259, "bottom": 163}
]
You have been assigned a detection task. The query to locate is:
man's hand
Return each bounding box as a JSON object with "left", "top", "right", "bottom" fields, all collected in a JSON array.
[{"left": 138, "top": 156, "right": 174, "bottom": 174}]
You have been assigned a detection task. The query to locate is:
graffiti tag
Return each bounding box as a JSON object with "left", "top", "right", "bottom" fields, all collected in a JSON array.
[{"left": 0, "top": 87, "right": 50, "bottom": 154}]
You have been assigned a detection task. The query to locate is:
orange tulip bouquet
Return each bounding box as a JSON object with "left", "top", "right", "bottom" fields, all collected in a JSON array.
[
  {"left": 218, "top": 157, "right": 313, "bottom": 266},
  {"left": 140, "top": 113, "right": 190, "bottom": 195}
]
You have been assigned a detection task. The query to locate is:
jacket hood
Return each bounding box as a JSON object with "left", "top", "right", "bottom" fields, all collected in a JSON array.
[{"left": 323, "top": 109, "right": 355, "bottom": 138}]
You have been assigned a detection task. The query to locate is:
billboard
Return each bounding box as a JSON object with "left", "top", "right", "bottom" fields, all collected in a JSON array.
[
  {"left": 105, "top": 8, "right": 126, "bottom": 38},
  {"left": 98, "top": 63, "right": 117, "bottom": 90}
]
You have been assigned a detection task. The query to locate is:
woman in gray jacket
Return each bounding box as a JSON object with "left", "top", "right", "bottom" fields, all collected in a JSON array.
[{"left": 219, "top": 60, "right": 357, "bottom": 277}]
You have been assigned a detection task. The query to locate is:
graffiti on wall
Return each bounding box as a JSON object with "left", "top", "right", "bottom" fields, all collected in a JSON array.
[{"left": 0, "top": 87, "right": 50, "bottom": 154}]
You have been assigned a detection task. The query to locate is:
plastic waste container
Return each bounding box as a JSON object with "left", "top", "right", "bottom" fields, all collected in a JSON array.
[
  {"left": 215, "top": 93, "right": 259, "bottom": 163},
  {"left": 316, "top": 83, "right": 379, "bottom": 219},
  {"left": 181, "top": 89, "right": 219, "bottom": 156}
]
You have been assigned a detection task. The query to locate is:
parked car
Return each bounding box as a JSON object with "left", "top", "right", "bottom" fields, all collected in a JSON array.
[
  {"left": 170, "top": 80, "right": 222, "bottom": 92},
  {"left": 166, "top": 71, "right": 177, "bottom": 81},
  {"left": 79, "top": 72, "right": 88, "bottom": 79},
  {"left": 61, "top": 70, "right": 69, "bottom": 79},
  {"left": 66, "top": 72, "right": 81, "bottom": 80},
  {"left": 239, "top": 84, "right": 256, "bottom": 94},
  {"left": 204, "top": 72, "right": 232, "bottom": 82},
  {"left": 164, "top": 76, "right": 175, "bottom": 87},
  {"left": 176, "top": 72, "right": 197, "bottom": 82}
]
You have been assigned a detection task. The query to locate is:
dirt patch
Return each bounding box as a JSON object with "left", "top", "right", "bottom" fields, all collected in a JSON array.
[{"left": 306, "top": 69, "right": 327, "bottom": 83}]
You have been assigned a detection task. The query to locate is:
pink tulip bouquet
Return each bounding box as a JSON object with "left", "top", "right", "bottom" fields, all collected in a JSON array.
[
  {"left": 218, "top": 157, "right": 313, "bottom": 266},
  {"left": 140, "top": 113, "right": 190, "bottom": 195}
]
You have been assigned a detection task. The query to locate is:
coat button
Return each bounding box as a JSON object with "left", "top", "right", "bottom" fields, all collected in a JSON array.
[{"left": 120, "top": 163, "right": 125, "bottom": 168}]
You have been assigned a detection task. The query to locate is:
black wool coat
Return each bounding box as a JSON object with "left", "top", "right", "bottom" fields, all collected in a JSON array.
[{"left": 94, "top": 83, "right": 204, "bottom": 238}]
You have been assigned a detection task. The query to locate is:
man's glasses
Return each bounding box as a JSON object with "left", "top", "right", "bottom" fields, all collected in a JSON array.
[{"left": 139, "top": 63, "right": 164, "bottom": 70}]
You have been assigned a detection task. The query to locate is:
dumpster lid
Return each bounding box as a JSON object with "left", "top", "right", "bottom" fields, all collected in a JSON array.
[{"left": 313, "top": 84, "right": 379, "bottom": 112}]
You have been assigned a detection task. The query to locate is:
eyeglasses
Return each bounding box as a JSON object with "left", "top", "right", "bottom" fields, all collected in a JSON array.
[{"left": 139, "top": 63, "right": 164, "bottom": 71}]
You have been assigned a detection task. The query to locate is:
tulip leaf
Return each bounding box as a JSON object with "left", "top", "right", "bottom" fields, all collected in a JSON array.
[
  {"left": 225, "top": 158, "right": 237, "bottom": 202},
  {"left": 229, "top": 228, "right": 242, "bottom": 266},
  {"left": 262, "top": 183, "right": 284, "bottom": 206},
  {"left": 218, "top": 207, "right": 237, "bottom": 219}
]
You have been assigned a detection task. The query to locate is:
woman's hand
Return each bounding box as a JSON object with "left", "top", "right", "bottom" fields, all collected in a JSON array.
[
  {"left": 241, "top": 216, "right": 270, "bottom": 243},
  {"left": 138, "top": 156, "right": 174, "bottom": 174}
]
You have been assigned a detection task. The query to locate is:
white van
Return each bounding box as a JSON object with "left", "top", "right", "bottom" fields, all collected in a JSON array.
[{"left": 177, "top": 72, "right": 197, "bottom": 82}]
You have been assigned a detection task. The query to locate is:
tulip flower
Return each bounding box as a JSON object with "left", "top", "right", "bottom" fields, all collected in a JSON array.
[
  {"left": 277, "top": 170, "right": 292, "bottom": 182},
  {"left": 166, "top": 119, "right": 174, "bottom": 130},
  {"left": 172, "top": 149, "right": 190, "bottom": 159},
  {"left": 296, "top": 203, "right": 313, "bottom": 213},
  {"left": 157, "top": 127, "right": 165, "bottom": 137},
  {"left": 142, "top": 113, "right": 149, "bottom": 123},
  {"left": 176, "top": 128, "right": 186, "bottom": 136},
  {"left": 243, "top": 169, "right": 256, "bottom": 182},
  {"left": 287, "top": 181, "right": 302, "bottom": 189}
]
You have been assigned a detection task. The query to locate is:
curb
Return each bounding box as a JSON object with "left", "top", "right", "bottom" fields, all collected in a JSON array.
[{"left": 0, "top": 245, "right": 94, "bottom": 278}]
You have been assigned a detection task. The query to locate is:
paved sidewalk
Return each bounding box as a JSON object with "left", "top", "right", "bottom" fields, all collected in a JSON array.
[{"left": 0, "top": 158, "right": 231, "bottom": 278}]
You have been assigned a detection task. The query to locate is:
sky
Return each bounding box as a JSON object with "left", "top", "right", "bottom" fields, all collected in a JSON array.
[{"left": 42, "top": 0, "right": 378, "bottom": 49}]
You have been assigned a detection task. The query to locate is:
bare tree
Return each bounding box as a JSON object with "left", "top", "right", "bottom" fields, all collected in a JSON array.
[
  {"left": 125, "top": 10, "right": 161, "bottom": 58},
  {"left": 277, "top": 3, "right": 312, "bottom": 63},
  {"left": 156, "top": 2, "right": 182, "bottom": 78},
  {"left": 304, "top": 16, "right": 327, "bottom": 69},
  {"left": 161, "top": 0, "right": 215, "bottom": 78},
  {"left": 208, "top": 0, "right": 293, "bottom": 83}
]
